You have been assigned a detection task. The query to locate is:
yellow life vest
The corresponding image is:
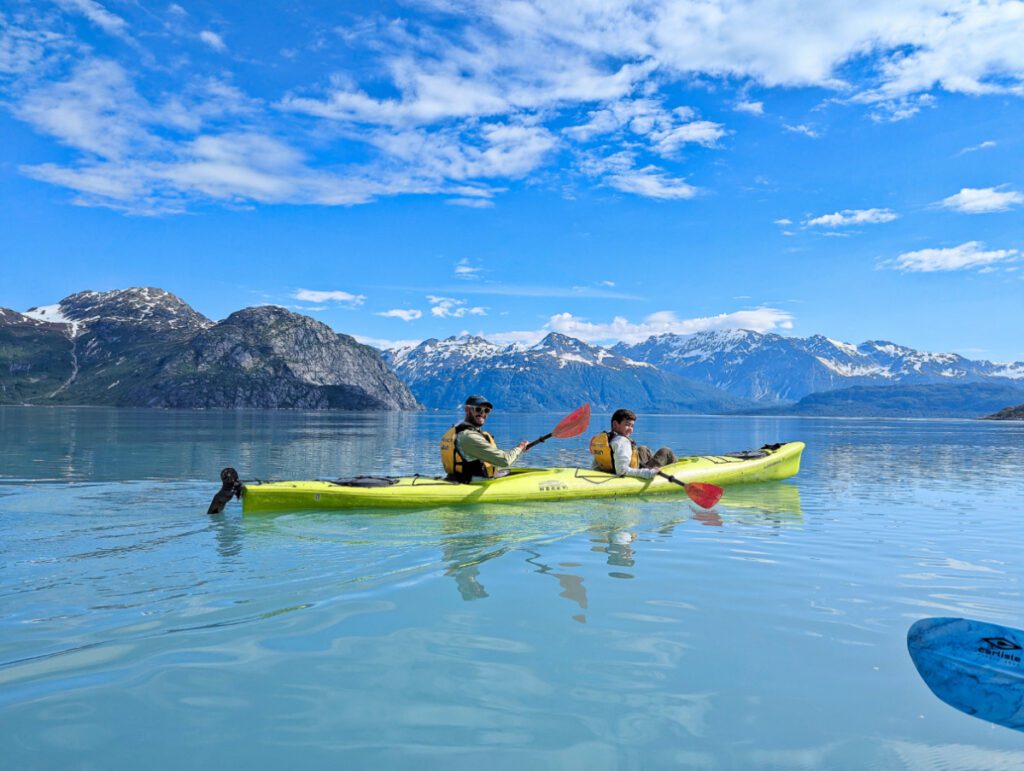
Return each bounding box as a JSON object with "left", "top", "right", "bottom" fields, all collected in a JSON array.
[
  {"left": 440, "top": 424, "right": 497, "bottom": 482},
  {"left": 589, "top": 431, "right": 638, "bottom": 474}
]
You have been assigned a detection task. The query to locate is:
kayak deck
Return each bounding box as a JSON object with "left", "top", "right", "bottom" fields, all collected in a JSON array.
[{"left": 240, "top": 441, "right": 804, "bottom": 513}]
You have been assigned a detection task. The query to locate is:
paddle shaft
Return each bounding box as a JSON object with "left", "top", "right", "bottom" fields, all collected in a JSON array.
[
  {"left": 525, "top": 433, "right": 552, "bottom": 451},
  {"left": 658, "top": 471, "right": 685, "bottom": 487}
]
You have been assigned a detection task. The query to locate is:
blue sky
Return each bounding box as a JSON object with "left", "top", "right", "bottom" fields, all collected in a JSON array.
[{"left": 2, "top": 0, "right": 1023, "bottom": 360}]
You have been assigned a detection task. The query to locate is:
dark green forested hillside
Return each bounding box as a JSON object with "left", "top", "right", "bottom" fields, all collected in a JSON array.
[{"left": 742, "top": 382, "right": 1024, "bottom": 418}]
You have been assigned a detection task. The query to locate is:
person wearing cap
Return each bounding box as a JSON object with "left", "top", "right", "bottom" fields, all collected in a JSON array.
[
  {"left": 439, "top": 395, "right": 529, "bottom": 483},
  {"left": 589, "top": 408, "right": 677, "bottom": 480}
]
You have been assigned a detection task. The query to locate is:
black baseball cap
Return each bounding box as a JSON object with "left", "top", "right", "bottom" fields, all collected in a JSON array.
[{"left": 464, "top": 394, "right": 494, "bottom": 408}]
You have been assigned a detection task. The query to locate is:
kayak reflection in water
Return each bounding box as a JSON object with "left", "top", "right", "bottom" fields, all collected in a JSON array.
[
  {"left": 439, "top": 394, "right": 529, "bottom": 483},
  {"left": 589, "top": 408, "right": 677, "bottom": 479}
]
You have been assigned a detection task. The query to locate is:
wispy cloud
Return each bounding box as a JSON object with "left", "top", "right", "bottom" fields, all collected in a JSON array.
[
  {"left": 939, "top": 186, "right": 1024, "bottom": 214},
  {"left": 783, "top": 124, "right": 819, "bottom": 138},
  {"left": 199, "top": 31, "right": 226, "bottom": 52},
  {"left": 580, "top": 151, "right": 698, "bottom": 199},
  {"left": 804, "top": 208, "right": 898, "bottom": 227},
  {"left": 427, "top": 295, "right": 486, "bottom": 318},
  {"left": 8, "top": 1, "right": 1024, "bottom": 212},
  {"left": 293, "top": 289, "right": 366, "bottom": 306},
  {"left": 421, "top": 283, "right": 644, "bottom": 301},
  {"left": 376, "top": 308, "right": 422, "bottom": 321},
  {"left": 446, "top": 197, "right": 493, "bottom": 208},
  {"left": 352, "top": 334, "right": 422, "bottom": 350},
  {"left": 957, "top": 140, "right": 996, "bottom": 155},
  {"left": 564, "top": 98, "right": 725, "bottom": 158},
  {"left": 454, "top": 258, "right": 481, "bottom": 279},
  {"left": 862, "top": 94, "right": 935, "bottom": 123},
  {"left": 56, "top": 0, "right": 130, "bottom": 39},
  {"left": 489, "top": 307, "right": 794, "bottom": 346},
  {"left": 883, "top": 242, "right": 1020, "bottom": 273}
]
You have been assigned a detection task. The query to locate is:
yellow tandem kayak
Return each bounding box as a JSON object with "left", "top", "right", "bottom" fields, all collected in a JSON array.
[{"left": 238, "top": 441, "right": 804, "bottom": 513}]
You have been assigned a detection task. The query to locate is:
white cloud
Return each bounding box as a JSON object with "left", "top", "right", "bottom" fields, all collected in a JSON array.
[
  {"left": 11, "top": 1, "right": 1024, "bottom": 213},
  {"left": 293, "top": 289, "right": 366, "bottom": 306},
  {"left": 774, "top": 218, "right": 792, "bottom": 225},
  {"left": 377, "top": 308, "right": 422, "bottom": 321},
  {"left": 363, "top": 122, "right": 557, "bottom": 183},
  {"left": 939, "top": 186, "right": 1024, "bottom": 214},
  {"left": 294, "top": 2, "right": 1024, "bottom": 126},
  {"left": 957, "top": 140, "right": 996, "bottom": 155},
  {"left": 862, "top": 93, "right": 936, "bottom": 123},
  {"left": 56, "top": 0, "right": 129, "bottom": 39},
  {"left": 454, "top": 258, "right": 481, "bottom": 278},
  {"left": 488, "top": 307, "right": 794, "bottom": 346},
  {"left": 199, "top": 31, "right": 226, "bottom": 52},
  {"left": 556, "top": 308, "right": 795, "bottom": 344},
  {"left": 783, "top": 124, "right": 819, "bottom": 138},
  {"left": 607, "top": 167, "right": 697, "bottom": 199},
  {"left": 487, "top": 329, "right": 550, "bottom": 346},
  {"left": 580, "top": 151, "right": 697, "bottom": 199},
  {"left": 805, "top": 208, "right": 898, "bottom": 227},
  {"left": 446, "top": 197, "right": 493, "bottom": 208},
  {"left": 735, "top": 100, "right": 764, "bottom": 115},
  {"left": 427, "top": 295, "right": 487, "bottom": 318},
  {"left": 884, "top": 241, "right": 1020, "bottom": 273},
  {"left": 564, "top": 98, "right": 725, "bottom": 157},
  {"left": 14, "top": 59, "right": 152, "bottom": 161},
  {"left": 352, "top": 334, "right": 422, "bottom": 350},
  {"left": 0, "top": 16, "right": 71, "bottom": 76}
]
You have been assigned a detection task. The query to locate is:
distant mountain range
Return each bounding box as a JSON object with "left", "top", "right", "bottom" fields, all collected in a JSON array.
[
  {"left": 3, "top": 287, "right": 1023, "bottom": 417},
  {"left": 387, "top": 331, "right": 1024, "bottom": 415},
  {"left": 384, "top": 333, "right": 747, "bottom": 413},
  {"left": 610, "top": 329, "right": 1024, "bottom": 402},
  {"left": 0, "top": 288, "right": 417, "bottom": 410}
]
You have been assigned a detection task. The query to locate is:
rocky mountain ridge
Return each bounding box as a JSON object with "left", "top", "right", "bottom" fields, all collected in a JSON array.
[
  {"left": 3, "top": 288, "right": 418, "bottom": 410},
  {"left": 5, "top": 287, "right": 1023, "bottom": 416},
  {"left": 385, "top": 332, "right": 745, "bottom": 412},
  {"left": 610, "top": 329, "right": 1024, "bottom": 402}
]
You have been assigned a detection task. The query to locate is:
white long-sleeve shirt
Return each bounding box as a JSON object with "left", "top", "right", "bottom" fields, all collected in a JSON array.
[{"left": 610, "top": 434, "right": 657, "bottom": 479}]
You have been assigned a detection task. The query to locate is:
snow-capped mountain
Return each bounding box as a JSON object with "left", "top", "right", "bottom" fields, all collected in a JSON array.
[
  {"left": 612, "top": 330, "right": 1024, "bottom": 402},
  {"left": 6, "top": 288, "right": 1021, "bottom": 416},
  {"left": 385, "top": 332, "right": 745, "bottom": 412},
  {"left": 26, "top": 287, "right": 212, "bottom": 335},
  {"left": 3, "top": 288, "right": 418, "bottom": 410}
]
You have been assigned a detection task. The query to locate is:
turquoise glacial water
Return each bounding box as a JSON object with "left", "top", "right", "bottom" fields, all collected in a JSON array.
[{"left": 1, "top": 407, "right": 1023, "bottom": 769}]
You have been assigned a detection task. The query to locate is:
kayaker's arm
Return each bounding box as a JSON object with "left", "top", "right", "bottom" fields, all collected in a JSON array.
[
  {"left": 611, "top": 435, "right": 657, "bottom": 479},
  {"left": 458, "top": 431, "right": 526, "bottom": 468}
]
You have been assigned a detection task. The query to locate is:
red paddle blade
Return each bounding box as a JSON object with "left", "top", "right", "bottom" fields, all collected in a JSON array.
[
  {"left": 685, "top": 482, "right": 724, "bottom": 509},
  {"left": 551, "top": 403, "right": 591, "bottom": 438}
]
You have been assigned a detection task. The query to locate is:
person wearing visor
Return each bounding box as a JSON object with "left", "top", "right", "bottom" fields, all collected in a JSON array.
[{"left": 440, "top": 395, "right": 529, "bottom": 483}]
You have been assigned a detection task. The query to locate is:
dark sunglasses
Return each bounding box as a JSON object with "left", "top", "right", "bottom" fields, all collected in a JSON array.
[{"left": 470, "top": 405, "right": 491, "bottom": 414}]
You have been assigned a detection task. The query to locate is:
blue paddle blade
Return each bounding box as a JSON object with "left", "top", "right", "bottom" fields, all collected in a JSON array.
[{"left": 908, "top": 617, "right": 1024, "bottom": 733}]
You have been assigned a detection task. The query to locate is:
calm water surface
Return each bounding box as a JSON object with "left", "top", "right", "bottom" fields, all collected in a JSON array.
[{"left": 2, "top": 407, "right": 1022, "bottom": 769}]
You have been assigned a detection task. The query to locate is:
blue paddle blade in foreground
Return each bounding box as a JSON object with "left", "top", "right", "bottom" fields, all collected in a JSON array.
[{"left": 907, "top": 616, "right": 1024, "bottom": 733}]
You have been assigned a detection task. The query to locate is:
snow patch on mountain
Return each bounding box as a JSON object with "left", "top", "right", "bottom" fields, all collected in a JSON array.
[
  {"left": 992, "top": 363, "right": 1024, "bottom": 379},
  {"left": 815, "top": 357, "right": 894, "bottom": 378}
]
